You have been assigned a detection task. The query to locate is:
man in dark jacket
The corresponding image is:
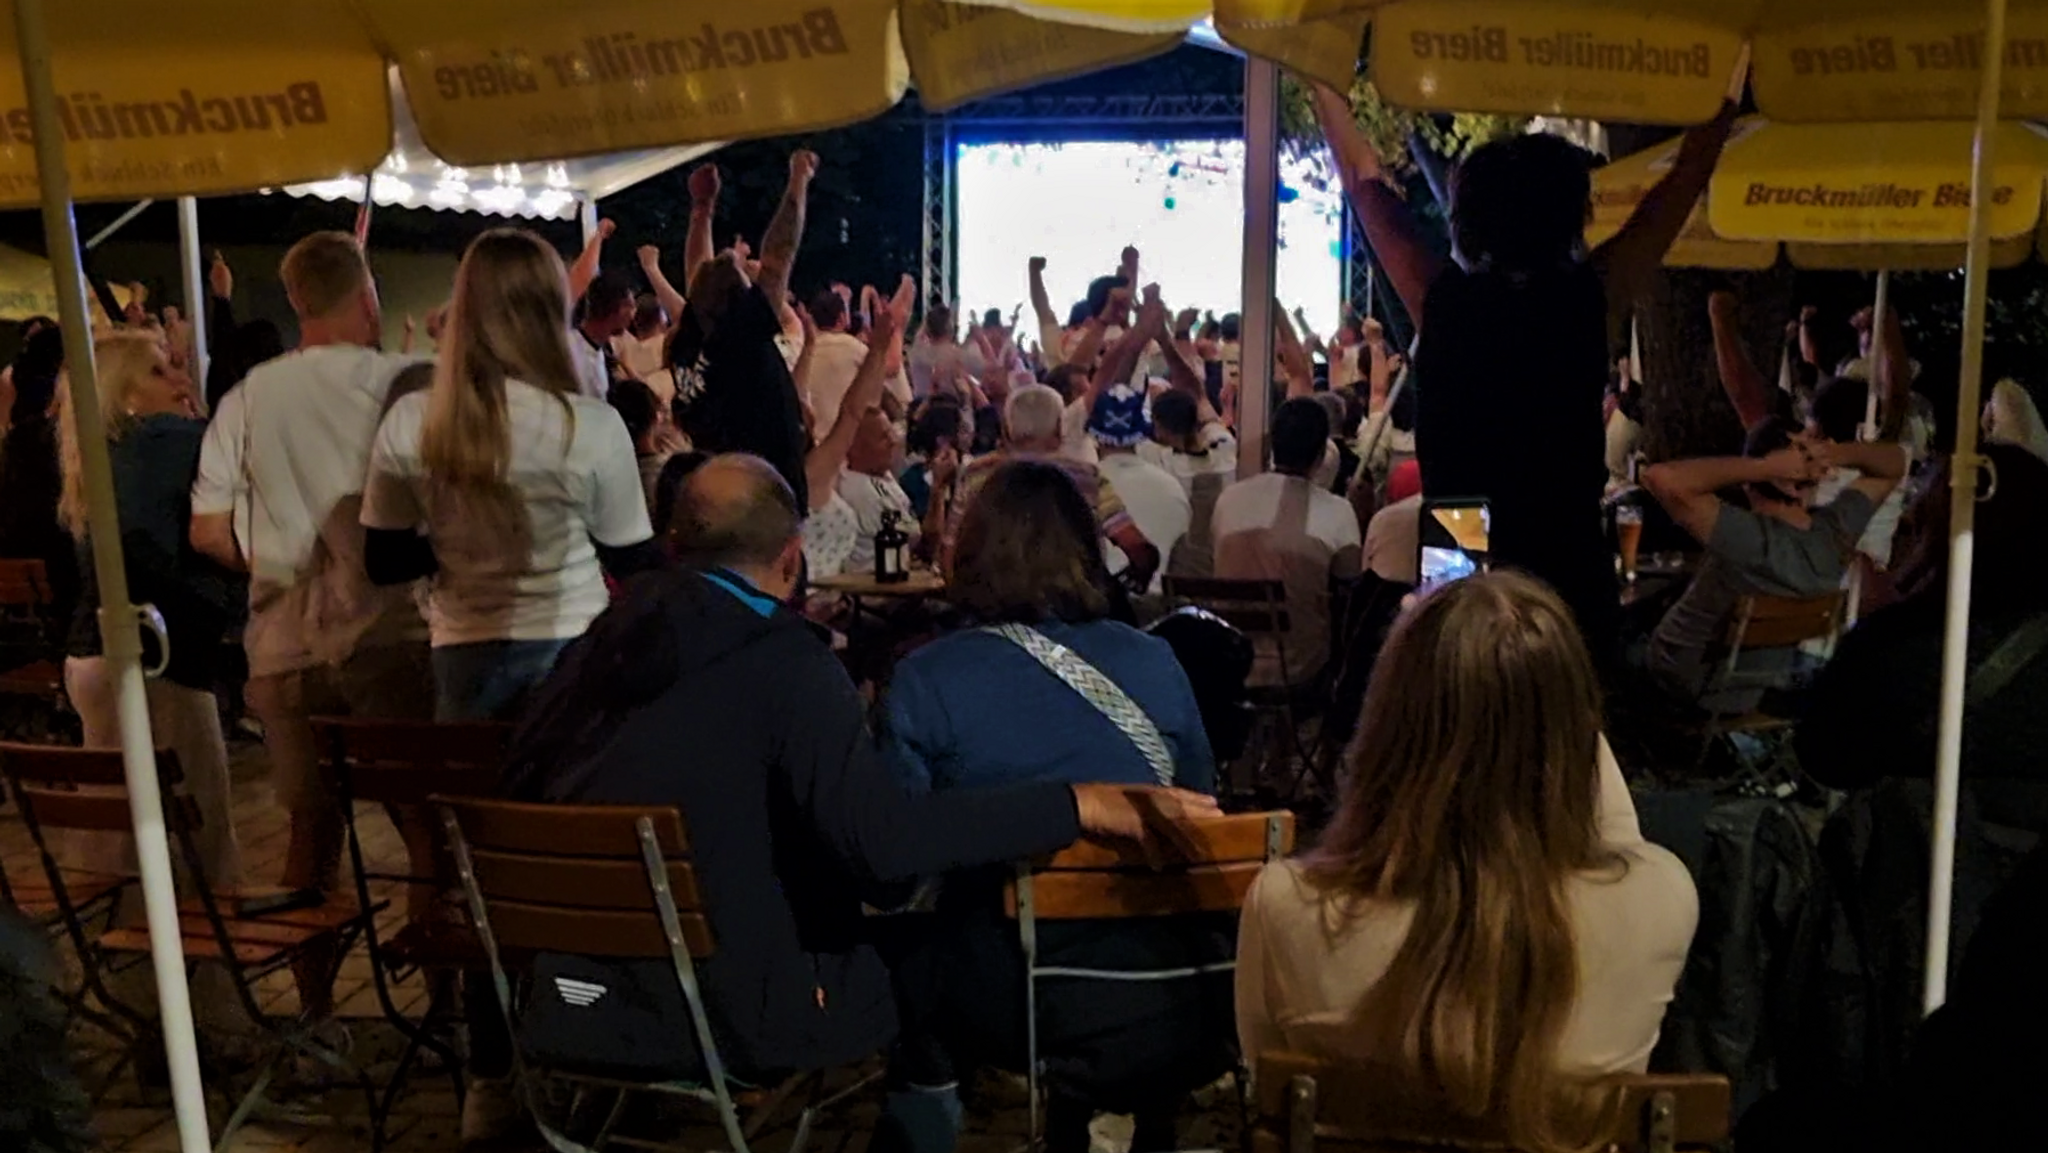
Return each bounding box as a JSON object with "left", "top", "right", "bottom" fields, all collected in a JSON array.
[{"left": 499, "top": 454, "right": 1208, "bottom": 1093}]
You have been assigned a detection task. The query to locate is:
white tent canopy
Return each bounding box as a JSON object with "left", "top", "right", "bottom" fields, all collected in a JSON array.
[{"left": 277, "top": 69, "right": 722, "bottom": 220}]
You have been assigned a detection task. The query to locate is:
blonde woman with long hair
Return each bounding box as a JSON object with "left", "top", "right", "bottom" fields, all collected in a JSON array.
[
  {"left": 361, "top": 229, "right": 654, "bottom": 723},
  {"left": 56, "top": 330, "right": 244, "bottom": 904},
  {"left": 1236, "top": 572, "right": 1697, "bottom": 1153}
]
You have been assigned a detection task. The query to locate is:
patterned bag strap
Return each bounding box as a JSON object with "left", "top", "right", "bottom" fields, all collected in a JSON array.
[{"left": 984, "top": 623, "right": 1176, "bottom": 787}]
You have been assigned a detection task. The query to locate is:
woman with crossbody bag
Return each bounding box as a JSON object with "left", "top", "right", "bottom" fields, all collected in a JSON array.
[{"left": 875, "top": 460, "right": 1228, "bottom": 1153}]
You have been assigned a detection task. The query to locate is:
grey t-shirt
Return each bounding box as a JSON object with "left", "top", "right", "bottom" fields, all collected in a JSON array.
[{"left": 1650, "top": 490, "right": 1876, "bottom": 707}]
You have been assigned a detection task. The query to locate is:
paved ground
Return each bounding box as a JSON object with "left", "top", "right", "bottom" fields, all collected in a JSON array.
[{"left": 3, "top": 737, "right": 1241, "bottom": 1153}]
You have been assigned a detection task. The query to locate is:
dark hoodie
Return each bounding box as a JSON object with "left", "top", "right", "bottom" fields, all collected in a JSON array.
[{"left": 504, "top": 566, "right": 1085, "bottom": 1077}]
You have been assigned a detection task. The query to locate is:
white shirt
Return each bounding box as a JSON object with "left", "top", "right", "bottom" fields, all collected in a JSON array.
[
  {"left": 572, "top": 334, "right": 610, "bottom": 399},
  {"left": 361, "top": 381, "right": 652, "bottom": 647},
  {"left": 837, "top": 469, "right": 920, "bottom": 576},
  {"left": 1060, "top": 398, "right": 1099, "bottom": 465},
  {"left": 1098, "top": 452, "right": 1191, "bottom": 593},
  {"left": 803, "top": 490, "right": 860, "bottom": 579},
  {"left": 1139, "top": 424, "right": 1238, "bottom": 482},
  {"left": 191, "top": 344, "right": 429, "bottom": 675}
]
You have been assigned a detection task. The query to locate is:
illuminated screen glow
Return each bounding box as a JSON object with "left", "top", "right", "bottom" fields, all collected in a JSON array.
[{"left": 953, "top": 140, "right": 1344, "bottom": 346}]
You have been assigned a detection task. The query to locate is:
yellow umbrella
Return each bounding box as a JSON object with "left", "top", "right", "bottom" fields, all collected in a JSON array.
[{"left": 1587, "top": 115, "right": 2048, "bottom": 269}]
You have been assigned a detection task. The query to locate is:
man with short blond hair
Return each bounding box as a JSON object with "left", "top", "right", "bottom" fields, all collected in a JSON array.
[{"left": 189, "top": 229, "right": 433, "bottom": 1026}]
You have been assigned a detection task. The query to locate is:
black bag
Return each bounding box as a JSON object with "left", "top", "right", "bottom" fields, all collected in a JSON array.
[{"left": 517, "top": 954, "right": 710, "bottom": 1084}]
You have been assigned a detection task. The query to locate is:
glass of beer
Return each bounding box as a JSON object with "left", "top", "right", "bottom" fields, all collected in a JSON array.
[{"left": 1615, "top": 504, "right": 1644, "bottom": 583}]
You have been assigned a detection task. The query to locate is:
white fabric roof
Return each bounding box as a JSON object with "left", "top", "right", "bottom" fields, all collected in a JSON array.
[{"left": 279, "top": 69, "right": 721, "bottom": 220}]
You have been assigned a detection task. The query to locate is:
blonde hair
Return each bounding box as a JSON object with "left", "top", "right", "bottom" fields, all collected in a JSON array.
[
  {"left": 1303, "top": 571, "right": 1616, "bottom": 1153},
  {"left": 279, "top": 231, "right": 372, "bottom": 320},
  {"left": 57, "top": 332, "right": 166, "bottom": 538},
  {"left": 420, "top": 229, "right": 582, "bottom": 487}
]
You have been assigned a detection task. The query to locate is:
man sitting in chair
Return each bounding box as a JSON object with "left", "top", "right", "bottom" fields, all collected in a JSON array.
[
  {"left": 496, "top": 454, "right": 1214, "bottom": 1121},
  {"left": 1642, "top": 419, "right": 1906, "bottom": 711}
]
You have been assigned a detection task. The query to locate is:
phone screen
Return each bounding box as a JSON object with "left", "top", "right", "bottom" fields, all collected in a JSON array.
[{"left": 1417, "top": 498, "right": 1491, "bottom": 593}]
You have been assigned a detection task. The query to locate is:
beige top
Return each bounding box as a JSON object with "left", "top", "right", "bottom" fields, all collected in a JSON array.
[{"left": 1235, "top": 740, "right": 1697, "bottom": 1077}]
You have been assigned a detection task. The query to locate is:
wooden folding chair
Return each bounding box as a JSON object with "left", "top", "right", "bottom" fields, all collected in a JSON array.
[
  {"left": 0, "top": 741, "right": 384, "bottom": 1151},
  {"left": 313, "top": 716, "right": 511, "bottom": 1140},
  {"left": 1695, "top": 591, "right": 1845, "bottom": 765},
  {"left": 0, "top": 559, "right": 70, "bottom": 741},
  {"left": 1250, "top": 1053, "right": 1731, "bottom": 1153},
  {"left": 439, "top": 796, "right": 871, "bottom": 1153},
  {"left": 1007, "top": 810, "right": 1296, "bottom": 1147},
  {"left": 1162, "top": 578, "right": 1323, "bottom": 800}
]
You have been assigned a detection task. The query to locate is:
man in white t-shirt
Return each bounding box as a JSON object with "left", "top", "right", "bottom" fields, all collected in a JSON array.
[
  {"left": 836, "top": 407, "right": 921, "bottom": 575},
  {"left": 1089, "top": 384, "right": 1190, "bottom": 593},
  {"left": 1212, "top": 398, "right": 1362, "bottom": 687},
  {"left": 804, "top": 290, "right": 910, "bottom": 440},
  {"left": 574, "top": 272, "right": 636, "bottom": 398},
  {"left": 188, "top": 231, "right": 433, "bottom": 1024}
]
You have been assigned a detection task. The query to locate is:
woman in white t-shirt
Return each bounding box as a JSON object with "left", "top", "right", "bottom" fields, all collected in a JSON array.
[
  {"left": 1238, "top": 572, "right": 1696, "bottom": 1151},
  {"left": 362, "top": 229, "right": 657, "bottom": 721}
]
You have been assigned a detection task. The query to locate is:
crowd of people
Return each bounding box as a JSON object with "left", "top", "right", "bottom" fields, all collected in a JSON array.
[{"left": 1, "top": 61, "right": 2046, "bottom": 1153}]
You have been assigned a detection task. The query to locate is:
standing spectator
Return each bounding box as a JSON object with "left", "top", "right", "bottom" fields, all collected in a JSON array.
[
  {"left": 61, "top": 332, "right": 243, "bottom": 894},
  {"left": 608, "top": 378, "right": 678, "bottom": 517},
  {"left": 670, "top": 155, "right": 817, "bottom": 511},
  {"left": 0, "top": 327, "right": 76, "bottom": 623},
  {"left": 189, "top": 231, "right": 434, "bottom": 1028},
  {"left": 361, "top": 229, "right": 658, "bottom": 722},
  {"left": 573, "top": 269, "right": 636, "bottom": 397},
  {"left": 1212, "top": 397, "right": 1362, "bottom": 688},
  {"left": 1313, "top": 72, "right": 1738, "bottom": 662}
]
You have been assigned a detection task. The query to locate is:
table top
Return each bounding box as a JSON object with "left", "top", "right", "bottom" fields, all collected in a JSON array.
[{"left": 810, "top": 569, "right": 948, "bottom": 598}]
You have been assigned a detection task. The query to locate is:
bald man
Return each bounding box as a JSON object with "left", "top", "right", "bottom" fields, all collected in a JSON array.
[{"left": 498, "top": 453, "right": 1214, "bottom": 1094}]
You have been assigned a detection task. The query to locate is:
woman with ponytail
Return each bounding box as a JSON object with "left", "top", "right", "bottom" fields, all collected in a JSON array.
[
  {"left": 361, "top": 229, "right": 656, "bottom": 721},
  {"left": 1235, "top": 571, "right": 1697, "bottom": 1153}
]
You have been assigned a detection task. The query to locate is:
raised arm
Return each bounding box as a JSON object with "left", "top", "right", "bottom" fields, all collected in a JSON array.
[
  {"left": 684, "top": 165, "right": 719, "bottom": 287},
  {"left": 1149, "top": 301, "right": 1223, "bottom": 426},
  {"left": 756, "top": 150, "right": 816, "bottom": 309},
  {"left": 1591, "top": 57, "right": 1745, "bottom": 312},
  {"left": 806, "top": 306, "right": 897, "bottom": 508},
  {"left": 1872, "top": 304, "right": 1912, "bottom": 442},
  {"left": 789, "top": 303, "right": 820, "bottom": 398},
  {"left": 1309, "top": 79, "right": 1440, "bottom": 330},
  {"left": 1818, "top": 438, "right": 1909, "bottom": 506},
  {"left": 1273, "top": 302, "right": 1316, "bottom": 399},
  {"left": 1643, "top": 447, "right": 1819, "bottom": 544},
  {"left": 1089, "top": 299, "right": 1154, "bottom": 411},
  {"left": 1708, "top": 290, "right": 1774, "bottom": 430},
  {"left": 638, "top": 245, "right": 687, "bottom": 327},
  {"left": 568, "top": 218, "right": 614, "bottom": 303}
]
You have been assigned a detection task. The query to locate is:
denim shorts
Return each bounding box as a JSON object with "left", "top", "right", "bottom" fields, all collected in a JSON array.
[{"left": 431, "top": 638, "right": 571, "bottom": 722}]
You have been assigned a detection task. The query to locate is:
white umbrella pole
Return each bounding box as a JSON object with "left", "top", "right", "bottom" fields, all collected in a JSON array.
[
  {"left": 176, "top": 197, "right": 208, "bottom": 400},
  {"left": 1864, "top": 269, "right": 1890, "bottom": 440},
  {"left": 12, "top": 3, "right": 210, "bottom": 1150},
  {"left": 1238, "top": 54, "right": 1280, "bottom": 477},
  {"left": 1925, "top": 0, "right": 2007, "bottom": 1016}
]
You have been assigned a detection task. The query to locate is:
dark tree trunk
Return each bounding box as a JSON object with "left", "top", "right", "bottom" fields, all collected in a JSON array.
[{"left": 1630, "top": 266, "right": 1797, "bottom": 462}]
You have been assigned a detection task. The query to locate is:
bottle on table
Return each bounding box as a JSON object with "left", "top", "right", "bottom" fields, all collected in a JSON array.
[{"left": 874, "top": 509, "right": 910, "bottom": 585}]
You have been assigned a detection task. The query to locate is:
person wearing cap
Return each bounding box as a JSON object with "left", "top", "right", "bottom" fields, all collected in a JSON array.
[
  {"left": 1363, "top": 459, "right": 1424, "bottom": 586},
  {"left": 1089, "top": 382, "right": 1188, "bottom": 595}
]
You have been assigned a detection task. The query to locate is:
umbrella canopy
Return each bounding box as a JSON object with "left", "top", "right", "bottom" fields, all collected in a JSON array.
[
  {"left": 1587, "top": 115, "right": 2048, "bottom": 268},
  {"left": 1355, "top": 0, "right": 2048, "bottom": 124},
  {"left": 279, "top": 70, "right": 723, "bottom": 220}
]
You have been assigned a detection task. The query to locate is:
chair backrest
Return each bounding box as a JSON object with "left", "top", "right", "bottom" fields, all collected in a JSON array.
[
  {"left": 0, "top": 559, "right": 51, "bottom": 610},
  {"left": 312, "top": 717, "right": 511, "bottom": 806},
  {"left": 1251, "top": 1053, "right": 1731, "bottom": 1153},
  {"left": 1720, "top": 591, "right": 1844, "bottom": 654},
  {"left": 436, "top": 797, "right": 711, "bottom": 960},
  {"left": 0, "top": 742, "right": 196, "bottom": 835},
  {"left": 1163, "top": 576, "right": 1291, "bottom": 637},
  {"left": 1007, "top": 810, "right": 1294, "bottom": 920}
]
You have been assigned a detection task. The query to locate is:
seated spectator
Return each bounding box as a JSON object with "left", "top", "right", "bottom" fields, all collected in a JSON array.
[
  {"left": 1798, "top": 442, "right": 2048, "bottom": 793},
  {"left": 608, "top": 377, "right": 679, "bottom": 516},
  {"left": 1643, "top": 419, "right": 1903, "bottom": 710},
  {"left": 1237, "top": 572, "right": 1697, "bottom": 1153},
  {"left": 1362, "top": 459, "right": 1423, "bottom": 586},
  {"left": 899, "top": 396, "right": 970, "bottom": 520},
  {"left": 1089, "top": 388, "right": 1189, "bottom": 593},
  {"left": 501, "top": 454, "right": 1215, "bottom": 1098},
  {"left": 946, "top": 384, "right": 1158, "bottom": 591},
  {"left": 1982, "top": 378, "right": 2048, "bottom": 466},
  {"left": 881, "top": 459, "right": 1226, "bottom": 1153},
  {"left": 837, "top": 406, "right": 927, "bottom": 576},
  {"left": 800, "top": 305, "right": 896, "bottom": 579},
  {"left": 1140, "top": 389, "right": 1237, "bottom": 481},
  {"left": 1212, "top": 397, "right": 1362, "bottom": 687}
]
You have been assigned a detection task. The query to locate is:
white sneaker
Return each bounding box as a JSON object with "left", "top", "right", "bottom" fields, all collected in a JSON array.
[{"left": 461, "top": 1076, "right": 528, "bottom": 1147}]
